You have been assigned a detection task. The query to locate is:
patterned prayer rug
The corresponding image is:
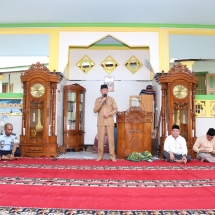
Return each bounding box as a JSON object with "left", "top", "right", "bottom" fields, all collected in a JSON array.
[
  {"left": 1, "top": 158, "right": 215, "bottom": 211},
  {"left": 0, "top": 177, "right": 215, "bottom": 188},
  {"left": 1, "top": 162, "right": 215, "bottom": 170},
  {"left": 0, "top": 207, "right": 215, "bottom": 215}
]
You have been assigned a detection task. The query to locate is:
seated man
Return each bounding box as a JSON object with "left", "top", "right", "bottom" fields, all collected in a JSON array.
[
  {"left": 162, "top": 124, "right": 191, "bottom": 163},
  {"left": 0, "top": 123, "right": 21, "bottom": 160},
  {"left": 193, "top": 128, "right": 215, "bottom": 162},
  {"left": 93, "top": 132, "right": 109, "bottom": 153}
]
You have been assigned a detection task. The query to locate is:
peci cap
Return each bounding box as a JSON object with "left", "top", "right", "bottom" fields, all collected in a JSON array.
[
  {"left": 206, "top": 128, "right": 215, "bottom": 136},
  {"left": 101, "top": 84, "right": 108, "bottom": 89},
  {"left": 172, "top": 124, "right": 180, "bottom": 130}
]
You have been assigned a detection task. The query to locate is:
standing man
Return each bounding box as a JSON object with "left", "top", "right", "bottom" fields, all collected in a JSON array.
[
  {"left": 93, "top": 84, "right": 118, "bottom": 161},
  {"left": 162, "top": 124, "right": 191, "bottom": 163},
  {"left": 193, "top": 128, "right": 215, "bottom": 162},
  {"left": 0, "top": 123, "right": 21, "bottom": 160}
]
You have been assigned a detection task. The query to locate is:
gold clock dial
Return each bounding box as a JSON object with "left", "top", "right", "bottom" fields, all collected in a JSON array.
[
  {"left": 30, "top": 83, "right": 45, "bottom": 98},
  {"left": 173, "top": 84, "right": 188, "bottom": 99}
]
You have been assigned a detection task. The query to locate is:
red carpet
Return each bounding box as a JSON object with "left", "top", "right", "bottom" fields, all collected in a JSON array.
[{"left": 0, "top": 158, "right": 215, "bottom": 213}]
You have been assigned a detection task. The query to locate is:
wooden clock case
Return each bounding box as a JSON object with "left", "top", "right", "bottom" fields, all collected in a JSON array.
[
  {"left": 20, "top": 62, "right": 60, "bottom": 157},
  {"left": 158, "top": 63, "right": 198, "bottom": 158}
]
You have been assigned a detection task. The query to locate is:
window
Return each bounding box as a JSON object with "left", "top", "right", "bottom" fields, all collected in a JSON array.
[
  {"left": 194, "top": 72, "right": 208, "bottom": 95},
  {"left": 2, "top": 83, "right": 13, "bottom": 93},
  {"left": 206, "top": 74, "right": 215, "bottom": 95}
]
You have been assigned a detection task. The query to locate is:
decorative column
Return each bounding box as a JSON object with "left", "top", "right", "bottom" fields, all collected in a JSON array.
[
  {"left": 161, "top": 84, "right": 166, "bottom": 137},
  {"left": 52, "top": 83, "right": 57, "bottom": 136}
]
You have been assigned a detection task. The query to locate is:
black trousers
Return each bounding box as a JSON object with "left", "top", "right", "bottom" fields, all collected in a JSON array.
[
  {"left": 162, "top": 150, "right": 191, "bottom": 162},
  {"left": 0, "top": 148, "right": 21, "bottom": 157}
]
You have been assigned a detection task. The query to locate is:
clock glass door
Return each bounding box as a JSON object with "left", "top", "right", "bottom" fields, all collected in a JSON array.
[
  {"left": 67, "top": 92, "right": 76, "bottom": 130},
  {"left": 79, "top": 93, "right": 85, "bottom": 130},
  {"left": 173, "top": 108, "right": 188, "bottom": 141},
  {"left": 30, "top": 106, "right": 44, "bottom": 140}
]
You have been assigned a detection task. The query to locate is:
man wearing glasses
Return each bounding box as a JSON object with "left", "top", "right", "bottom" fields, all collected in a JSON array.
[{"left": 193, "top": 128, "right": 215, "bottom": 162}]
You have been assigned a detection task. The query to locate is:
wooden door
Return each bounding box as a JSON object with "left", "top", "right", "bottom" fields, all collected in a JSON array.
[{"left": 140, "top": 94, "right": 154, "bottom": 129}]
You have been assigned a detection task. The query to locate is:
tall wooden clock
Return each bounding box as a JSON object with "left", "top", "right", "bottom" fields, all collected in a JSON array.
[
  {"left": 158, "top": 63, "right": 198, "bottom": 158},
  {"left": 20, "top": 62, "right": 60, "bottom": 157}
]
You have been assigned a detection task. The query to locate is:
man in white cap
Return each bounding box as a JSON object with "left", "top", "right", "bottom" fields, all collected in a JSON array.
[{"left": 93, "top": 84, "right": 118, "bottom": 161}]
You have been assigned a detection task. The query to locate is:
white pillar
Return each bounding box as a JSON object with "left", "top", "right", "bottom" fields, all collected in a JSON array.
[{"left": 0, "top": 75, "right": 4, "bottom": 93}]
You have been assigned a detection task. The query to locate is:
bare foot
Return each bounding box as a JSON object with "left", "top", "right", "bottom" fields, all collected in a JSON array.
[
  {"left": 201, "top": 158, "right": 205, "bottom": 162},
  {"left": 96, "top": 158, "right": 102, "bottom": 161},
  {"left": 182, "top": 159, "right": 187, "bottom": 164},
  {"left": 175, "top": 159, "right": 186, "bottom": 164},
  {"left": 1, "top": 155, "right": 9, "bottom": 160},
  {"left": 111, "top": 159, "right": 117, "bottom": 162},
  {"left": 9, "top": 157, "right": 19, "bottom": 161}
]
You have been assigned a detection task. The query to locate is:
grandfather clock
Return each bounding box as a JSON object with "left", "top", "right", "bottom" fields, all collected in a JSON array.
[
  {"left": 20, "top": 62, "right": 60, "bottom": 157},
  {"left": 159, "top": 63, "right": 198, "bottom": 158}
]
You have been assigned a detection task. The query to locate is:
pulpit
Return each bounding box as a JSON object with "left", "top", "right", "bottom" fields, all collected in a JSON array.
[{"left": 116, "top": 106, "right": 153, "bottom": 159}]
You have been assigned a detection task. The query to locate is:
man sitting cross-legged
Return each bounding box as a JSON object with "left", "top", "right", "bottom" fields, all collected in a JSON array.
[
  {"left": 162, "top": 124, "right": 191, "bottom": 163},
  {"left": 0, "top": 123, "right": 21, "bottom": 160},
  {"left": 193, "top": 128, "right": 215, "bottom": 162}
]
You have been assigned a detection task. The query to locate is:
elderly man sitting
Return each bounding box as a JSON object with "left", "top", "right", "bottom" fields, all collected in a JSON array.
[
  {"left": 162, "top": 124, "right": 191, "bottom": 163},
  {"left": 193, "top": 128, "right": 215, "bottom": 162}
]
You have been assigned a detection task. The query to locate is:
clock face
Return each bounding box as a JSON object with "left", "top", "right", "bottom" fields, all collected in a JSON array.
[
  {"left": 30, "top": 83, "right": 45, "bottom": 98},
  {"left": 173, "top": 84, "right": 188, "bottom": 99}
]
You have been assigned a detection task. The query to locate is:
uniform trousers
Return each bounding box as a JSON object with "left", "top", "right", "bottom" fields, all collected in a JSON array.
[
  {"left": 97, "top": 125, "right": 115, "bottom": 160},
  {"left": 0, "top": 148, "right": 21, "bottom": 158}
]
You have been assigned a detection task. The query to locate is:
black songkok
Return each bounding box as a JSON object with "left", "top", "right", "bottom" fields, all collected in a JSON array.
[
  {"left": 172, "top": 125, "right": 180, "bottom": 130},
  {"left": 101, "top": 84, "right": 108, "bottom": 89},
  {"left": 207, "top": 128, "right": 215, "bottom": 136}
]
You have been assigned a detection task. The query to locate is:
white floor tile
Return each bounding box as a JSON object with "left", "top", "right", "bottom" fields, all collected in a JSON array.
[{"left": 58, "top": 151, "right": 110, "bottom": 159}]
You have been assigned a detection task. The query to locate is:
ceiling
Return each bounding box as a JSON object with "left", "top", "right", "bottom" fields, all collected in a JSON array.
[{"left": 1, "top": 0, "right": 215, "bottom": 26}]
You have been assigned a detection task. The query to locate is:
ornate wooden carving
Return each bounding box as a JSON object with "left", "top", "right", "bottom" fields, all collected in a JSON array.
[
  {"left": 117, "top": 107, "right": 152, "bottom": 159},
  {"left": 25, "top": 62, "right": 50, "bottom": 75},
  {"left": 173, "top": 101, "right": 188, "bottom": 110},
  {"left": 168, "top": 63, "right": 195, "bottom": 76}
]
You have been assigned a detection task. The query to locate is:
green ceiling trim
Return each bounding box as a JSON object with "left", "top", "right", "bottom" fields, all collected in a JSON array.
[
  {"left": 1, "top": 23, "right": 215, "bottom": 29},
  {"left": 0, "top": 93, "right": 23, "bottom": 99},
  {"left": 195, "top": 95, "right": 215, "bottom": 100}
]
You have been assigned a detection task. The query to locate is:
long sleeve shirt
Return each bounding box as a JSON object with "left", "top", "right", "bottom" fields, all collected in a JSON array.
[
  {"left": 193, "top": 135, "right": 215, "bottom": 153},
  {"left": 164, "top": 135, "right": 188, "bottom": 155},
  {"left": 93, "top": 96, "right": 118, "bottom": 126}
]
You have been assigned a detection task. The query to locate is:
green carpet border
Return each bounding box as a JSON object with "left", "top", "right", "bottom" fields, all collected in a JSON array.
[{"left": 0, "top": 206, "right": 215, "bottom": 215}]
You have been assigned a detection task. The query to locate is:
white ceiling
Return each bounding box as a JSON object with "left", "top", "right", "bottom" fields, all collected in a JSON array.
[{"left": 1, "top": 0, "right": 215, "bottom": 25}]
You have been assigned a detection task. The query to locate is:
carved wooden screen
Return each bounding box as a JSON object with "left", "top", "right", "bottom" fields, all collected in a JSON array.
[{"left": 116, "top": 106, "right": 152, "bottom": 159}]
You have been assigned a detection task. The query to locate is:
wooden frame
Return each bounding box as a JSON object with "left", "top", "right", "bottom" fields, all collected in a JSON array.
[{"left": 129, "top": 95, "right": 140, "bottom": 107}]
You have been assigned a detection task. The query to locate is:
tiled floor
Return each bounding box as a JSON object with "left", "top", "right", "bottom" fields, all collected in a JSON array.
[
  {"left": 58, "top": 150, "right": 160, "bottom": 160},
  {"left": 58, "top": 150, "right": 110, "bottom": 160}
]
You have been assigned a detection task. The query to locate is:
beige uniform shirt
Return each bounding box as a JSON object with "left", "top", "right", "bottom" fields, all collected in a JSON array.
[
  {"left": 93, "top": 96, "right": 118, "bottom": 126},
  {"left": 193, "top": 135, "right": 215, "bottom": 153}
]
